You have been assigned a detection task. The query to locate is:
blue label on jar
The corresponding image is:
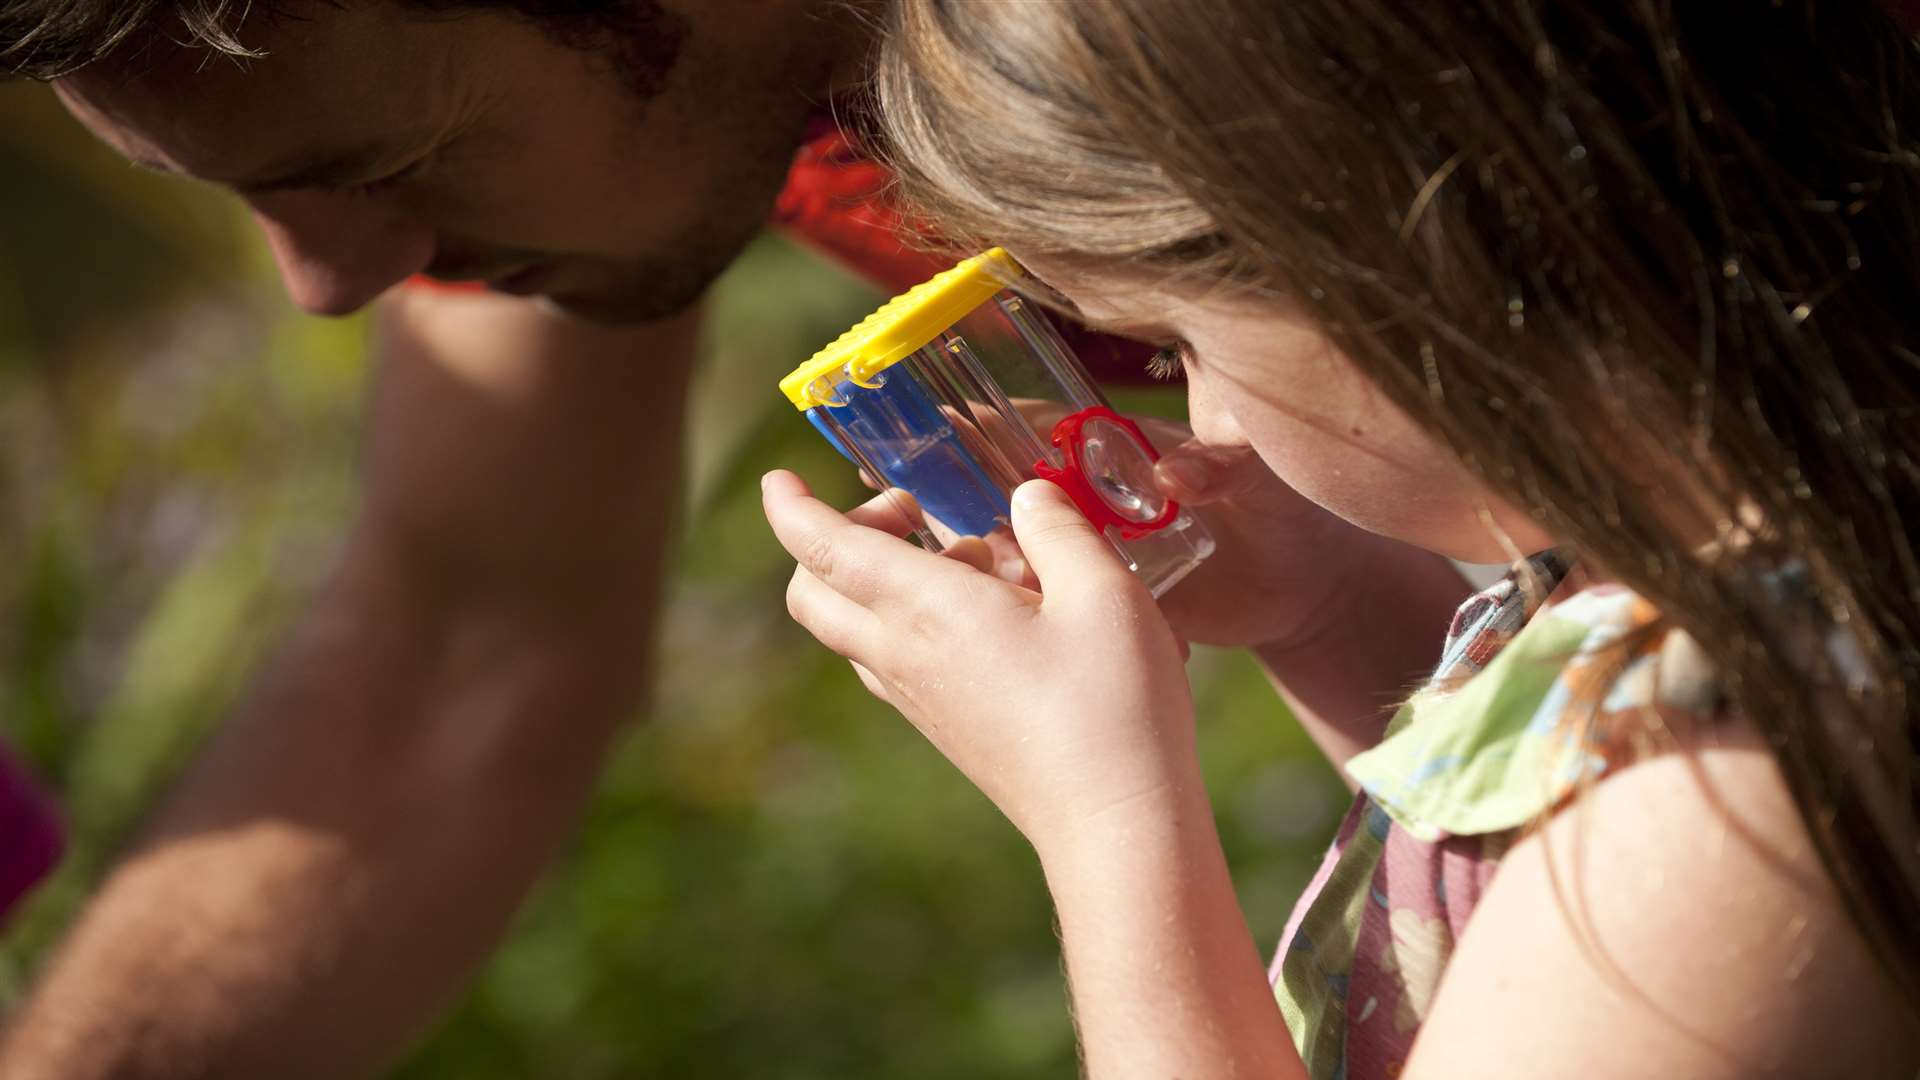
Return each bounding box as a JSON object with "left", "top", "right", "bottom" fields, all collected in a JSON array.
[{"left": 807, "top": 367, "right": 1011, "bottom": 537}]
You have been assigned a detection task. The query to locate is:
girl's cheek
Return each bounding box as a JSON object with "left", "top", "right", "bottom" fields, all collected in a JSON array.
[{"left": 1235, "top": 394, "right": 1489, "bottom": 554}]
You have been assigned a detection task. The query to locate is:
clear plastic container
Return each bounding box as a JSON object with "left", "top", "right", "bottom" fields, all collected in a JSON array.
[{"left": 779, "top": 249, "right": 1212, "bottom": 598}]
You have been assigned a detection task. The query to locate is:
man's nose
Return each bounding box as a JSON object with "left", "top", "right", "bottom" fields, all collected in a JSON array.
[{"left": 245, "top": 190, "right": 435, "bottom": 316}]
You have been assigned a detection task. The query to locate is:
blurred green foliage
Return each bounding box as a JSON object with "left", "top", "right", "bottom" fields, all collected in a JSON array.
[{"left": 0, "top": 82, "right": 1345, "bottom": 1078}]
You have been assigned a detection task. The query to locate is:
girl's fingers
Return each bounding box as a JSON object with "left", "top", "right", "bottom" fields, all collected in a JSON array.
[
  {"left": 1153, "top": 438, "right": 1268, "bottom": 504},
  {"left": 1008, "top": 479, "right": 1136, "bottom": 601},
  {"left": 941, "top": 535, "right": 997, "bottom": 575},
  {"left": 981, "top": 528, "right": 1037, "bottom": 588},
  {"left": 848, "top": 660, "right": 894, "bottom": 705},
  {"left": 845, "top": 487, "right": 924, "bottom": 538},
  {"left": 762, "top": 469, "right": 962, "bottom": 608},
  {"left": 785, "top": 565, "right": 879, "bottom": 661}
]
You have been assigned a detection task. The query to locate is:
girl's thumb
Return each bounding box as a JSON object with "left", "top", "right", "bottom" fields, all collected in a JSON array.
[{"left": 1008, "top": 479, "right": 1127, "bottom": 594}]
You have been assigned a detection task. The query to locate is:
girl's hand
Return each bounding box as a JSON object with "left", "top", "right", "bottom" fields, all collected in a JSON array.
[{"left": 761, "top": 469, "right": 1197, "bottom": 850}]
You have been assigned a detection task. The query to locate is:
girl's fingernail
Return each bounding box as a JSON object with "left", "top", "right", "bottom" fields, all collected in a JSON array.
[
  {"left": 761, "top": 472, "right": 775, "bottom": 492},
  {"left": 1015, "top": 480, "right": 1065, "bottom": 509},
  {"left": 1157, "top": 456, "right": 1211, "bottom": 496}
]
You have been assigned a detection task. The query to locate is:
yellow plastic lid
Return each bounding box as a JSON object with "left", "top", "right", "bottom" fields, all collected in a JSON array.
[{"left": 779, "top": 248, "right": 1023, "bottom": 410}]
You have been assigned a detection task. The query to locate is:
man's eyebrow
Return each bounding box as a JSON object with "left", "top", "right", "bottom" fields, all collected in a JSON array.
[
  {"left": 127, "top": 143, "right": 405, "bottom": 194},
  {"left": 231, "top": 143, "right": 407, "bottom": 193}
]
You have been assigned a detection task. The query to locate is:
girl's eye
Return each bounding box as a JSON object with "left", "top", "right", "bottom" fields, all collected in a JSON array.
[{"left": 1146, "top": 344, "right": 1189, "bottom": 381}]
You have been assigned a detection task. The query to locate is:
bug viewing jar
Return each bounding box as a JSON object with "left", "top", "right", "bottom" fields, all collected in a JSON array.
[{"left": 778, "top": 248, "right": 1213, "bottom": 598}]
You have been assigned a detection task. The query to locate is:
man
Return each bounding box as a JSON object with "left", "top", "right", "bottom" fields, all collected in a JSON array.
[{"left": 0, "top": 2, "right": 1471, "bottom": 1076}]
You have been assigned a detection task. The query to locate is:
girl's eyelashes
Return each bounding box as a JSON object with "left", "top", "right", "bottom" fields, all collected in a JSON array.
[{"left": 1146, "top": 342, "right": 1190, "bottom": 381}]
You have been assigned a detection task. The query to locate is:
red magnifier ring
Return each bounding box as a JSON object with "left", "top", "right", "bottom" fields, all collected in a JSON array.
[{"left": 1032, "top": 405, "right": 1180, "bottom": 541}]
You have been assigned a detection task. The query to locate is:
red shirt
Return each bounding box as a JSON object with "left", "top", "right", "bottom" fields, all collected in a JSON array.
[{"left": 767, "top": 113, "right": 950, "bottom": 297}]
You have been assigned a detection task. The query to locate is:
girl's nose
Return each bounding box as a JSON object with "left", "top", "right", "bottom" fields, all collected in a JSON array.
[
  {"left": 245, "top": 190, "right": 435, "bottom": 316},
  {"left": 1184, "top": 360, "right": 1248, "bottom": 448}
]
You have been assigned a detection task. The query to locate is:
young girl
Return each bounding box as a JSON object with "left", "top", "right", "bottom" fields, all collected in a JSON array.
[{"left": 762, "top": 2, "right": 1920, "bottom": 1076}]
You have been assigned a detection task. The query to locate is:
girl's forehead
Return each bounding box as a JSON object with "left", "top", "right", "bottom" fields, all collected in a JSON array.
[
  {"left": 1013, "top": 256, "right": 1179, "bottom": 328},
  {"left": 1018, "top": 255, "right": 1290, "bottom": 343}
]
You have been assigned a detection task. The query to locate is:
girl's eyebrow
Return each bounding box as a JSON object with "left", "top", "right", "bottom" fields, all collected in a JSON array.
[
  {"left": 1066, "top": 309, "right": 1177, "bottom": 343},
  {"left": 1010, "top": 279, "right": 1117, "bottom": 330},
  {"left": 1009, "top": 278, "right": 1172, "bottom": 340}
]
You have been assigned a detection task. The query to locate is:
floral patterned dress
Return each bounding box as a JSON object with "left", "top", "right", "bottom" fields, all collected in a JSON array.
[{"left": 1270, "top": 551, "right": 1727, "bottom": 1078}]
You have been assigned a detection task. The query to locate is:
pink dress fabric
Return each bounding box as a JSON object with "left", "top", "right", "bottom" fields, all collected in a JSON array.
[{"left": 0, "top": 744, "right": 62, "bottom": 921}]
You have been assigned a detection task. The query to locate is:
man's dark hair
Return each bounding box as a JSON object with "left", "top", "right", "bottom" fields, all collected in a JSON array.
[
  {"left": 1, "top": 0, "right": 257, "bottom": 78},
  {"left": 2, "top": 0, "right": 683, "bottom": 96}
]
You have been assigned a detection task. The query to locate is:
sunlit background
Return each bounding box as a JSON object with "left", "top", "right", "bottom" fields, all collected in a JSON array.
[{"left": 0, "top": 81, "right": 1345, "bottom": 1079}]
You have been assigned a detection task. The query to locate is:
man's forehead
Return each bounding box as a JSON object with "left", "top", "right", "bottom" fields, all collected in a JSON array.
[{"left": 53, "top": 2, "right": 453, "bottom": 186}]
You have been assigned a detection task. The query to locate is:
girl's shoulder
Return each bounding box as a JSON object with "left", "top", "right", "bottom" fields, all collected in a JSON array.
[
  {"left": 1347, "top": 563, "right": 1737, "bottom": 843},
  {"left": 1276, "top": 557, "right": 1915, "bottom": 1079}
]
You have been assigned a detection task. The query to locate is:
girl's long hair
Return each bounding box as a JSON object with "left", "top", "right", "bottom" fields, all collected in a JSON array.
[{"left": 876, "top": 0, "right": 1920, "bottom": 1001}]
